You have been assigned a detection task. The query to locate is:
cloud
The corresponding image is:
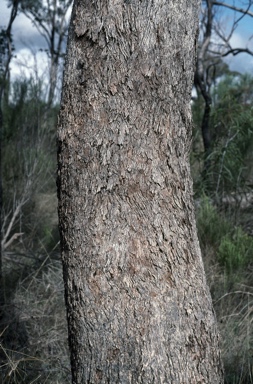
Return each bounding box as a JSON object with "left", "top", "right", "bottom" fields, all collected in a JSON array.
[
  {"left": 13, "top": 14, "right": 47, "bottom": 52},
  {"left": 1, "top": 0, "right": 253, "bottom": 79},
  {"left": 223, "top": 31, "right": 253, "bottom": 73},
  {"left": 10, "top": 48, "right": 49, "bottom": 79},
  {"left": 1, "top": 0, "right": 70, "bottom": 87},
  {"left": 1, "top": 1, "right": 47, "bottom": 52}
]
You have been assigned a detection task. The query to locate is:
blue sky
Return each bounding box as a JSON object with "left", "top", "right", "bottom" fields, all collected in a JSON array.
[
  {"left": 0, "top": 0, "right": 253, "bottom": 77},
  {"left": 201, "top": 0, "right": 253, "bottom": 73},
  {"left": 217, "top": 0, "right": 253, "bottom": 39},
  {"left": 0, "top": 0, "right": 72, "bottom": 81}
]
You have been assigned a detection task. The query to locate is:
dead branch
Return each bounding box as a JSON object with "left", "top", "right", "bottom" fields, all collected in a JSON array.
[{"left": 213, "top": 1, "right": 253, "bottom": 18}]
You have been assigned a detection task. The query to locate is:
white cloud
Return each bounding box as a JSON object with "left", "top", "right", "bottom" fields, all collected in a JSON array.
[
  {"left": 1, "top": 0, "right": 253, "bottom": 80},
  {"left": 11, "top": 48, "right": 49, "bottom": 79},
  {"left": 224, "top": 31, "right": 253, "bottom": 73},
  {"left": 13, "top": 14, "right": 46, "bottom": 52}
]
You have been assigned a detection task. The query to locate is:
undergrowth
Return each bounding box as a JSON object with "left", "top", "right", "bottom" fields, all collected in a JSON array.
[
  {"left": 0, "top": 196, "right": 252, "bottom": 383},
  {"left": 0, "top": 258, "right": 70, "bottom": 384},
  {"left": 196, "top": 196, "right": 253, "bottom": 384}
]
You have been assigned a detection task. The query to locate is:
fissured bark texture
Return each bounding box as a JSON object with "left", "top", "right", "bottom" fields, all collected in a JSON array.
[{"left": 57, "top": 1, "right": 223, "bottom": 383}]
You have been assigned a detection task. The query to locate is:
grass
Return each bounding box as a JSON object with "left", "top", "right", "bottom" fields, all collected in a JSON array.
[
  {"left": 214, "top": 279, "right": 253, "bottom": 384},
  {"left": 0, "top": 195, "right": 252, "bottom": 383},
  {"left": 197, "top": 197, "right": 253, "bottom": 384},
  {"left": 0, "top": 258, "right": 70, "bottom": 384}
]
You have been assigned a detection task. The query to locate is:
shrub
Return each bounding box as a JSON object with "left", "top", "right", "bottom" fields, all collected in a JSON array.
[
  {"left": 196, "top": 196, "right": 232, "bottom": 248},
  {"left": 0, "top": 259, "right": 71, "bottom": 384},
  {"left": 218, "top": 227, "right": 253, "bottom": 272}
]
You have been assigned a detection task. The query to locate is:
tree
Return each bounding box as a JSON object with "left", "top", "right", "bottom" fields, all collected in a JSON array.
[
  {"left": 195, "top": 0, "right": 253, "bottom": 178},
  {"left": 21, "top": 0, "right": 72, "bottom": 106},
  {"left": 57, "top": 1, "right": 223, "bottom": 383},
  {"left": 0, "top": 0, "right": 20, "bottom": 306}
]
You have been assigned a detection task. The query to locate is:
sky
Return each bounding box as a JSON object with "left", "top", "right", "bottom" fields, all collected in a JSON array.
[
  {"left": 0, "top": 0, "right": 253, "bottom": 79},
  {"left": 213, "top": 0, "right": 253, "bottom": 73},
  {"left": 0, "top": 0, "right": 72, "bottom": 82}
]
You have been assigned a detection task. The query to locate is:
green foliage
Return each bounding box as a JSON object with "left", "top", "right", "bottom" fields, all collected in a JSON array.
[
  {"left": 209, "top": 75, "right": 253, "bottom": 193},
  {"left": 218, "top": 227, "right": 253, "bottom": 272},
  {"left": 196, "top": 196, "right": 253, "bottom": 383},
  {"left": 0, "top": 29, "right": 12, "bottom": 77},
  {"left": 196, "top": 196, "right": 232, "bottom": 247},
  {"left": 1, "top": 6, "right": 253, "bottom": 380},
  {"left": 192, "top": 73, "right": 253, "bottom": 196},
  {"left": 197, "top": 197, "right": 252, "bottom": 271},
  {"left": 1, "top": 75, "right": 58, "bottom": 251}
]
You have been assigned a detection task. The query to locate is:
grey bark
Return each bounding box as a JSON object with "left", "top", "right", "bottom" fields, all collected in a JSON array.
[{"left": 57, "top": 1, "right": 223, "bottom": 383}]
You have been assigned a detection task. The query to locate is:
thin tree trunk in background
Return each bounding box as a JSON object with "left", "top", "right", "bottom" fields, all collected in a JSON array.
[
  {"left": 57, "top": 1, "right": 223, "bottom": 382},
  {"left": 0, "top": 106, "right": 2, "bottom": 307},
  {"left": 47, "top": 55, "right": 58, "bottom": 107},
  {"left": 195, "top": 0, "right": 213, "bottom": 178},
  {"left": 0, "top": 0, "right": 20, "bottom": 307},
  {"left": 195, "top": 73, "right": 212, "bottom": 174}
]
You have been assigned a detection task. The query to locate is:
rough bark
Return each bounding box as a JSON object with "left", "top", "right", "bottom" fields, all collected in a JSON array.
[{"left": 57, "top": 1, "right": 223, "bottom": 383}]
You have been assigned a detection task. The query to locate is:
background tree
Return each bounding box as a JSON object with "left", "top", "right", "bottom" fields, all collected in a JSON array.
[
  {"left": 196, "top": 0, "right": 253, "bottom": 180},
  {"left": 20, "top": 0, "right": 72, "bottom": 106},
  {"left": 0, "top": 0, "right": 20, "bottom": 307},
  {"left": 57, "top": 1, "right": 223, "bottom": 383},
  {"left": 0, "top": 0, "right": 251, "bottom": 382},
  {"left": 192, "top": 72, "right": 253, "bottom": 199},
  {"left": 0, "top": 3, "right": 70, "bottom": 382}
]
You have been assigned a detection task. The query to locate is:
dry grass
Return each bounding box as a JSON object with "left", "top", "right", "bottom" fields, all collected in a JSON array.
[
  {"left": 214, "top": 273, "right": 253, "bottom": 384},
  {"left": 8, "top": 258, "right": 253, "bottom": 384},
  {"left": 0, "top": 194, "right": 252, "bottom": 383},
  {"left": 1, "top": 258, "right": 70, "bottom": 384},
  {"left": 204, "top": 263, "right": 252, "bottom": 383},
  {"left": 199, "top": 200, "right": 253, "bottom": 384}
]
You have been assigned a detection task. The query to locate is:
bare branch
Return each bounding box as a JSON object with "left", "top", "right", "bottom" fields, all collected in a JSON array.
[
  {"left": 2, "top": 233, "right": 24, "bottom": 251},
  {"left": 1, "top": 201, "right": 25, "bottom": 250},
  {"left": 21, "top": 10, "right": 51, "bottom": 48},
  {"left": 213, "top": 1, "right": 253, "bottom": 18},
  {"left": 0, "top": 0, "right": 20, "bottom": 99},
  {"left": 222, "top": 47, "right": 253, "bottom": 56}
]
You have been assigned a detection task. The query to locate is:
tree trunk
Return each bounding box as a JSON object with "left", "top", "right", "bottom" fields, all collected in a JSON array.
[
  {"left": 47, "top": 54, "right": 58, "bottom": 107},
  {"left": 57, "top": 1, "right": 223, "bottom": 383},
  {"left": 0, "top": 0, "right": 20, "bottom": 308}
]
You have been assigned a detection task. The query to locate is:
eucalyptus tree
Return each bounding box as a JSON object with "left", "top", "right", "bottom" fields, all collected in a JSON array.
[{"left": 58, "top": 1, "right": 223, "bottom": 383}]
